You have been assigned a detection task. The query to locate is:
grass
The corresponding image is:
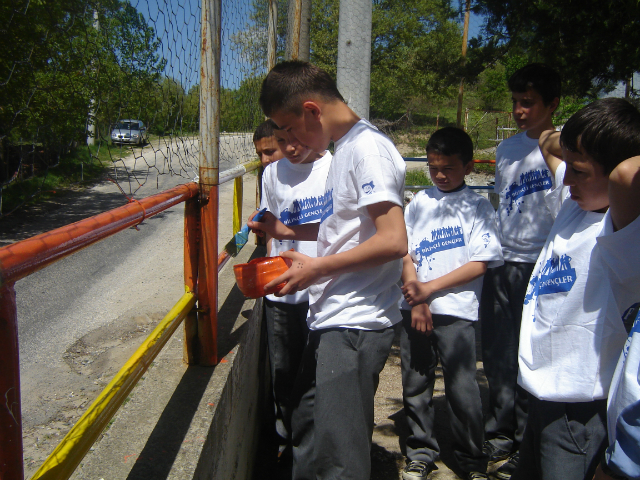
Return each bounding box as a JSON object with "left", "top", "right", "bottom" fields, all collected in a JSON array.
[
  {"left": 405, "top": 169, "right": 433, "bottom": 190},
  {"left": 0, "top": 138, "right": 155, "bottom": 216}
]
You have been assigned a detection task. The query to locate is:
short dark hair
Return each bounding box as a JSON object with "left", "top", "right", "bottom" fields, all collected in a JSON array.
[
  {"left": 508, "top": 63, "right": 561, "bottom": 107},
  {"left": 259, "top": 60, "right": 344, "bottom": 117},
  {"left": 560, "top": 98, "right": 640, "bottom": 174},
  {"left": 426, "top": 127, "right": 474, "bottom": 165},
  {"left": 253, "top": 119, "right": 279, "bottom": 142}
]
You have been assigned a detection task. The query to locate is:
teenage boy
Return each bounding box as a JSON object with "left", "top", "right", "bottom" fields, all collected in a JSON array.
[
  {"left": 258, "top": 127, "right": 332, "bottom": 463},
  {"left": 248, "top": 60, "right": 407, "bottom": 480},
  {"left": 594, "top": 155, "right": 640, "bottom": 480},
  {"left": 480, "top": 63, "right": 561, "bottom": 479},
  {"left": 513, "top": 98, "right": 640, "bottom": 480},
  {"left": 254, "top": 119, "right": 284, "bottom": 167},
  {"left": 400, "top": 128, "right": 503, "bottom": 480}
]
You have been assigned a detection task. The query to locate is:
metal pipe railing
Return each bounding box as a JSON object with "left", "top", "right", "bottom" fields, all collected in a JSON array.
[
  {"left": 30, "top": 290, "right": 196, "bottom": 480},
  {"left": 0, "top": 183, "right": 199, "bottom": 286}
]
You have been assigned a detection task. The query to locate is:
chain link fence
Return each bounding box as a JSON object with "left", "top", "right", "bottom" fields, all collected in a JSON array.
[{"left": 0, "top": 0, "right": 274, "bottom": 218}]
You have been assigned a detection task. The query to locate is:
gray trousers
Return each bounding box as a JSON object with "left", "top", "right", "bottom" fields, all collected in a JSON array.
[
  {"left": 513, "top": 395, "right": 607, "bottom": 480},
  {"left": 290, "top": 325, "right": 396, "bottom": 480},
  {"left": 400, "top": 311, "right": 488, "bottom": 473},
  {"left": 480, "top": 262, "right": 533, "bottom": 453},
  {"left": 264, "top": 299, "right": 310, "bottom": 449}
]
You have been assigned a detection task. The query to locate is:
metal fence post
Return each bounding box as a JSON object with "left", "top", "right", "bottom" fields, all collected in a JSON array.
[
  {"left": 0, "top": 282, "right": 24, "bottom": 480},
  {"left": 198, "top": 0, "right": 221, "bottom": 366},
  {"left": 183, "top": 196, "right": 200, "bottom": 364}
]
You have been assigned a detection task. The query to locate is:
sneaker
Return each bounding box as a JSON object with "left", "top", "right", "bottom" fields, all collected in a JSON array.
[
  {"left": 482, "top": 440, "right": 511, "bottom": 463},
  {"left": 494, "top": 452, "right": 519, "bottom": 480},
  {"left": 467, "top": 473, "right": 489, "bottom": 480},
  {"left": 402, "top": 460, "right": 437, "bottom": 480}
]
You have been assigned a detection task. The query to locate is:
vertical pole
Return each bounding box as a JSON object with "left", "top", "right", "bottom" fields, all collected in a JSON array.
[
  {"left": 267, "top": 0, "right": 278, "bottom": 70},
  {"left": 87, "top": 9, "right": 98, "bottom": 147},
  {"left": 233, "top": 176, "right": 243, "bottom": 235},
  {"left": 183, "top": 196, "right": 200, "bottom": 364},
  {"left": 0, "top": 283, "right": 24, "bottom": 480},
  {"left": 199, "top": 0, "right": 221, "bottom": 366},
  {"left": 337, "top": 0, "right": 372, "bottom": 120},
  {"left": 298, "top": 0, "right": 311, "bottom": 62},
  {"left": 286, "top": 0, "right": 302, "bottom": 60},
  {"left": 456, "top": 0, "right": 471, "bottom": 129}
]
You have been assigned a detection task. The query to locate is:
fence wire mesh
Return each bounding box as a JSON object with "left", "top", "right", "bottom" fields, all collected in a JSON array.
[{"left": 1, "top": 0, "right": 272, "bottom": 219}]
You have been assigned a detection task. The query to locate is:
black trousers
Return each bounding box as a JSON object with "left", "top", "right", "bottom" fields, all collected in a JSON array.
[{"left": 480, "top": 262, "right": 534, "bottom": 453}]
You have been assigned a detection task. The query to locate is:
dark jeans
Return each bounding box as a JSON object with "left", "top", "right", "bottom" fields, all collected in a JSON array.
[
  {"left": 400, "top": 311, "right": 488, "bottom": 473},
  {"left": 264, "top": 298, "right": 310, "bottom": 449},
  {"left": 513, "top": 395, "right": 608, "bottom": 480},
  {"left": 290, "top": 325, "right": 396, "bottom": 480},
  {"left": 481, "top": 262, "right": 533, "bottom": 453}
]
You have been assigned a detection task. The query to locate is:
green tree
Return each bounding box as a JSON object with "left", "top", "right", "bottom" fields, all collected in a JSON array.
[
  {"left": 475, "top": 0, "right": 640, "bottom": 97},
  {"left": 308, "top": 0, "right": 464, "bottom": 120}
]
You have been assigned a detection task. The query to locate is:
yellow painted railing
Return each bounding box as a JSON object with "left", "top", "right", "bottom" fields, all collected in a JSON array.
[{"left": 31, "top": 290, "right": 196, "bottom": 480}]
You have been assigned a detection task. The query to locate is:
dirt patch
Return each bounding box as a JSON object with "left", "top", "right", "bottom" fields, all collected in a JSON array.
[{"left": 22, "top": 312, "right": 164, "bottom": 478}]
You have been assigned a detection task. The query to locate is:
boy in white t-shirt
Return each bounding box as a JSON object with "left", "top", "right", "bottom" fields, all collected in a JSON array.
[
  {"left": 248, "top": 60, "right": 407, "bottom": 480},
  {"left": 593, "top": 156, "right": 640, "bottom": 480},
  {"left": 480, "top": 63, "right": 561, "bottom": 479},
  {"left": 399, "top": 128, "right": 503, "bottom": 480},
  {"left": 513, "top": 98, "right": 640, "bottom": 480},
  {"left": 257, "top": 126, "right": 332, "bottom": 467}
]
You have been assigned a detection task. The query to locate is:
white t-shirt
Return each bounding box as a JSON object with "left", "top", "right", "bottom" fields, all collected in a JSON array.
[
  {"left": 400, "top": 186, "right": 503, "bottom": 321},
  {"left": 307, "top": 119, "right": 406, "bottom": 331},
  {"left": 597, "top": 213, "right": 640, "bottom": 447},
  {"left": 495, "top": 132, "right": 556, "bottom": 262},
  {"left": 518, "top": 167, "right": 628, "bottom": 402},
  {"left": 259, "top": 152, "right": 332, "bottom": 304}
]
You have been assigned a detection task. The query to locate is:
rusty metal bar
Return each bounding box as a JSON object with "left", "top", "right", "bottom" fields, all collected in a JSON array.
[
  {"left": 198, "top": 0, "right": 221, "bottom": 366},
  {"left": 0, "top": 283, "right": 24, "bottom": 480},
  {"left": 0, "top": 183, "right": 199, "bottom": 287},
  {"left": 183, "top": 196, "right": 200, "bottom": 364},
  {"left": 218, "top": 160, "right": 260, "bottom": 185}
]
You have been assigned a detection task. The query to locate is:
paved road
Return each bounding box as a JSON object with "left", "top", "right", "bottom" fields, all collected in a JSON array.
[{"left": 0, "top": 135, "right": 258, "bottom": 476}]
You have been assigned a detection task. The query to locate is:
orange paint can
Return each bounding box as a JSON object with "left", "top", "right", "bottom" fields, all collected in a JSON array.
[{"left": 234, "top": 256, "right": 292, "bottom": 298}]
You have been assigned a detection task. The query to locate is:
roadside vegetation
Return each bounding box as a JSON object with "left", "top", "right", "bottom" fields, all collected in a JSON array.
[{"left": 2, "top": 0, "right": 638, "bottom": 217}]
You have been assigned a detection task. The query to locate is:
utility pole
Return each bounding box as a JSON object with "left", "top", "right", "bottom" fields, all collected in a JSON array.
[
  {"left": 336, "top": 0, "right": 372, "bottom": 120},
  {"left": 286, "top": 0, "right": 311, "bottom": 61},
  {"left": 456, "top": 0, "right": 471, "bottom": 129}
]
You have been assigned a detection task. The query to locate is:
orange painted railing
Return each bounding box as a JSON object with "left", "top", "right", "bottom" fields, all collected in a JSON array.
[{"left": 0, "top": 183, "right": 199, "bottom": 479}]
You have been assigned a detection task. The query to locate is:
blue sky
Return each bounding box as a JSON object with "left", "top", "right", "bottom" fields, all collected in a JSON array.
[{"left": 134, "top": 0, "right": 484, "bottom": 91}]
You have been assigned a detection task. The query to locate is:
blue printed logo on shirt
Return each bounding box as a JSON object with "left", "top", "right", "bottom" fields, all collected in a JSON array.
[
  {"left": 482, "top": 232, "right": 491, "bottom": 248},
  {"left": 505, "top": 168, "right": 552, "bottom": 215},
  {"left": 362, "top": 181, "right": 375, "bottom": 195},
  {"left": 280, "top": 194, "right": 326, "bottom": 226},
  {"left": 524, "top": 254, "right": 577, "bottom": 314},
  {"left": 320, "top": 189, "right": 334, "bottom": 223},
  {"left": 414, "top": 225, "right": 465, "bottom": 270}
]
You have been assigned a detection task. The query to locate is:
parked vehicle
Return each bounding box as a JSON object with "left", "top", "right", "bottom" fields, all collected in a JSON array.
[{"left": 110, "top": 120, "right": 148, "bottom": 146}]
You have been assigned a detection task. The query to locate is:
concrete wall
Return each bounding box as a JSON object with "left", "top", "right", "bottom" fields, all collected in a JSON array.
[{"left": 195, "top": 298, "right": 267, "bottom": 479}]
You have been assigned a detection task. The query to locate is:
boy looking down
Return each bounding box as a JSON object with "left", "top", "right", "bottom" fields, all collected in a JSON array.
[
  {"left": 399, "top": 128, "right": 503, "bottom": 480},
  {"left": 248, "top": 60, "right": 407, "bottom": 480},
  {"left": 480, "top": 63, "right": 561, "bottom": 479},
  {"left": 257, "top": 126, "right": 331, "bottom": 468},
  {"left": 514, "top": 98, "right": 640, "bottom": 480}
]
